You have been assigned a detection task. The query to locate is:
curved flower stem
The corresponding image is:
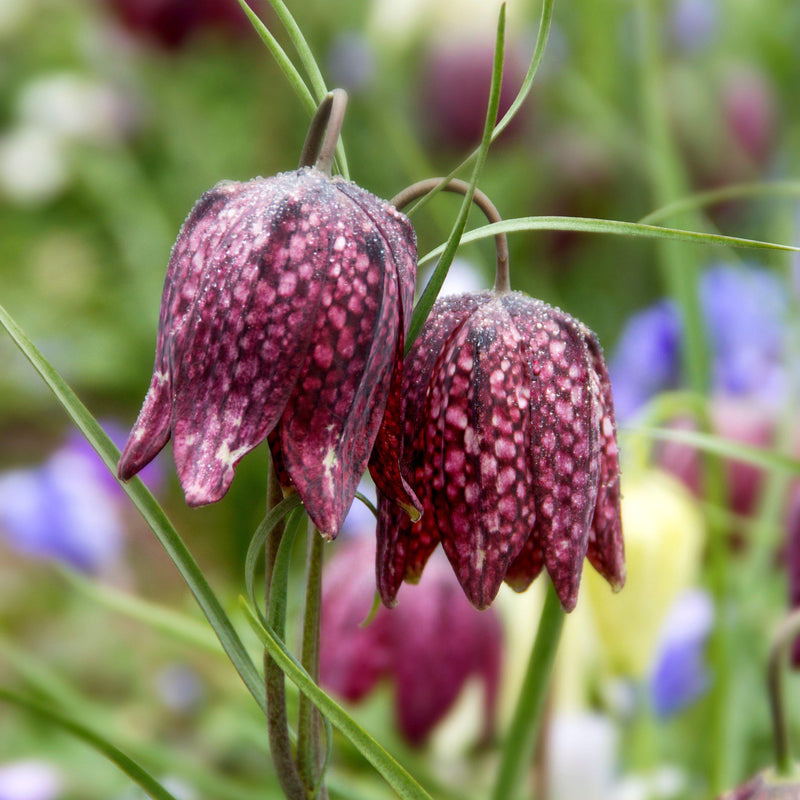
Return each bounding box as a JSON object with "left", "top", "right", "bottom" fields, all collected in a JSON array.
[
  {"left": 297, "top": 522, "right": 328, "bottom": 799},
  {"left": 298, "top": 89, "right": 348, "bottom": 176},
  {"left": 768, "top": 608, "right": 800, "bottom": 776},
  {"left": 491, "top": 582, "right": 565, "bottom": 800},
  {"left": 265, "top": 462, "right": 306, "bottom": 800},
  {"left": 391, "top": 177, "right": 510, "bottom": 293}
]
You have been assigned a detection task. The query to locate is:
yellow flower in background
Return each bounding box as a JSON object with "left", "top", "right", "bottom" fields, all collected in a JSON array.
[{"left": 583, "top": 469, "right": 706, "bottom": 677}]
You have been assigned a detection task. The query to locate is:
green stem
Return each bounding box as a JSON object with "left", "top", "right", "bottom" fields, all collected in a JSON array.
[
  {"left": 265, "top": 460, "right": 306, "bottom": 800},
  {"left": 297, "top": 524, "right": 328, "bottom": 799},
  {"left": 767, "top": 609, "right": 800, "bottom": 776},
  {"left": 491, "top": 582, "right": 565, "bottom": 800}
]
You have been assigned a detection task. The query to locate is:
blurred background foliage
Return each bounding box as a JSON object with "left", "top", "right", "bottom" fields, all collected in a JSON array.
[{"left": 1, "top": 0, "right": 800, "bottom": 798}]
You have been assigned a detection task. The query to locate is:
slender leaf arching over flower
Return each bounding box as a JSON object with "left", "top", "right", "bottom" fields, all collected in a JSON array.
[
  {"left": 374, "top": 179, "right": 624, "bottom": 610},
  {"left": 118, "top": 91, "right": 420, "bottom": 538}
]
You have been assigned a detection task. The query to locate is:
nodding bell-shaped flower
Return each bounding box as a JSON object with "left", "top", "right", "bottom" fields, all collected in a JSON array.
[
  {"left": 373, "top": 180, "right": 624, "bottom": 610},
  {"left": 118, "top": 92, "right": 420, "bottom": 538}
]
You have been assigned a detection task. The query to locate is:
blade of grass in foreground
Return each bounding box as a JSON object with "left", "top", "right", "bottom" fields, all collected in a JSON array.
[
  {"left": 639, "top": 180, "right": 800, "bottom": 225},
  {"left": 236, "top": 0, "right": 349, "bottom": 178},
  {"left": 633, "top": 425, "right": 800, "bottom": 475},
  {"left": 416, "top": 216, "right": 799, "bottom": 269},
  {"left": 0, "top": 688, "right": 180, "bottom": 800},
  {"left": 0, "top": 304, "right": 266, "bottom": 714}
]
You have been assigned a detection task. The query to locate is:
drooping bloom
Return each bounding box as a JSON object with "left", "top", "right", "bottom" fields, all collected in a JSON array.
[
  {"left": 373, "top": 290, "right": 624, "bottom": 611},
  {"left": 320, "top": 536, "right": 502, "bottom": 745},
  {"left": 118, "top": 167, "right": 419, "bottom": 538}
]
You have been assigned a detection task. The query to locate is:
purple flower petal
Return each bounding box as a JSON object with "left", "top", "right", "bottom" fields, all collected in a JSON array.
[{"left": 119, "top": 168, "right": 418, "bottom": 538}]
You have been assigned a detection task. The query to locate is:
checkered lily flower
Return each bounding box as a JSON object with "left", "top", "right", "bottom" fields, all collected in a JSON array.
[
  {"left": 118, "top": 167, "right": 420, "bottom": 538},
  {"left": 374, "top": 290, "right": 624, "bottom": 610}
]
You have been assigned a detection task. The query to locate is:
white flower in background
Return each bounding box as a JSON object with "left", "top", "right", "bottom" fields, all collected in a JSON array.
[
  {"left": 17, "top": 72, "right": 140, "bottom": 146},
  {"left": 0, "top": 71, "right": 141, "bottom": 205},
  {"left": 547, "top": 712, "right": 618, "bottom": 800},
  {"left": 0, "top": 760, "right": 63, "bottom": 800},
  {"left": 368, "top": 0, "right": 526, "bottom": 47},
  {"left": 0, "top": 125, "right": 67, "bottom": 204}
]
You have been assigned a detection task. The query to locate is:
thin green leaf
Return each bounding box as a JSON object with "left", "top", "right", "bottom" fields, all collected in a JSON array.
[
  {"left": 0, "top": 688, "right": 181, "bottom": 800},
  {"left": 59, "top": 568, "right": 222, "bottom": 655},
  {"left": 240, "top": 601, "right": 434, "bottom": 800},
  {"left": 245, "top": 494, "right": 304, "bottom": 622},
  {"left": 0, "top": 304, "right": 266, "bottom": 714},
  {"left": 408, "top": 0, "right": 554, "bottom": 216},
  {"left": 1, "top": 638, "right": 267, "bottom": 800},
  {"left": 639, "top": 180, "right": 800, "bottom": 225},
  {"left": 355, "top": 490, "right": 378, "bottom": 520},
  {"left": 237, "top": 0, "right": 316, "bottom": 115},
  {"left": 267, "top": 507, "right": 305, "bottom": 633},
  {"left": 406, "top": 4, "right": 506, "bottom": 349},
  {"left": 633, "top": 425, "right": 800, "bottom": 474},
  {"left": 416, "top": 216, "right": 799, "bottom": 269}
]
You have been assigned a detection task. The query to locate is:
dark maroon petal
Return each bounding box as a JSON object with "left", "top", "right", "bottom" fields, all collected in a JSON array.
[
  {"left": 388, "top": 552, "right": 503, "bottom": 744},
  {"left": 118, "top": 370, "right": 172, "bottom": 480},
  {"left": 118, "top": 181, "right": 240, "bottom": 479},
  {"left": 583, "top": 329, "right": 625, "bottom": 591},
  {"left": 276, "top": 191, "right": 410, "bottom": 538},
  {"left": 786, "top": 484, "right": 800, "bottom": 667},
  {"left": 375, "top": 293, "right": 487, "bottom": 606},
  {"left": 169, "top": 171, "right": 334, "bottom": 505},
  {"left": 503, "top": 294, "right": 600, "bottom": 611},
  {"left": 368, "top": 323, "right": 422, "bottom": 520},
  {"left": 428, "top": 297, "right": 535, "bottom": 610},
  {"left": 503, "top": 534, "right": 545, "bottom": 593},
  {"left": 319, "top": 538, "right": 391, "bottom": 701}
]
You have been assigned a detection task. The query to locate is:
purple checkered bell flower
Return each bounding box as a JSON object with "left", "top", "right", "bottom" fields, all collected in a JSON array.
[
  {"left": 373, "top": 180, "right": 624, "bottom": 610},
  {"left": 118, "top": 91, "right": 421, "bottom": 538}
]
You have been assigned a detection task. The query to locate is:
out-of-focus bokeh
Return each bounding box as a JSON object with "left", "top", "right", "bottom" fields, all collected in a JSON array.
[{"left": 2, "top": 0, "right": 800, "bottom": 798}]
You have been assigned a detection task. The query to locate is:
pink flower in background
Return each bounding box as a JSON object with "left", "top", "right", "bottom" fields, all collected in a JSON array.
[{"left": 320, "top": 537, "right": 502, "bottom": 745}]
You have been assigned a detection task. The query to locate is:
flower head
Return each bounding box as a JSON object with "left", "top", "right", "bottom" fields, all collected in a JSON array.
[
  {"left": 374, "top": 290, "right": 624, "bottom": 611},
  {"left": 320, "top": 536, "right": 502, "bottom": 745},
  {"left": 118, "top": 166, "right": 419, "bottom": 538}
]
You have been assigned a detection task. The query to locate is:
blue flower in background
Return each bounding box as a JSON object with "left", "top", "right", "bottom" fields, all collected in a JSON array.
[
  {"left": 649, "top": 589, "right": 714, "bottom": 717},
  {"left": 0, "top": 422, "right": 163, "bottom": 573},
  {"left": 669, "top": 0, "right": 719, "bottom": 52},
  {"left": 609, "top": 263, "right": 790, "bottom": 421},
  {"left": 608, "top": 302, "right": 682, "bottom": 421},
  {"left": 702, "top": 264, "right": 787, "bottom": 400},
  {"left": 0, "top": 759, "right": 62, "bottom": 800}
]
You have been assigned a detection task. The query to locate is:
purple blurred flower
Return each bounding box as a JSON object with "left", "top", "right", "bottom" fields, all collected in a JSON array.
[
  {"left": 320, "top": 537, "right": 502, "bottom": 745},
  {"left": 103, "top": 0, "right": 249, "bottom": 50},
  {"left": 610, "top": 263, "right": 790, "bottom": 421},
  {"left": 0, "top": 760, "right": 62, "bottom": 800},
  {"left": 608, "top": 302, "right": 682, "bottom": 421},
  {"left": 649, "top": 589, "right": 713, "bottom": 717},
  {"left": 326, "top": 33, "right": 376, "bottom": 93},
  {"left": 0, "top": 422, "right": 161, "bottom": 573},
  {"left": 669, "top": 0, "right": 718, "bottom": 52}
]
